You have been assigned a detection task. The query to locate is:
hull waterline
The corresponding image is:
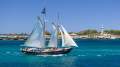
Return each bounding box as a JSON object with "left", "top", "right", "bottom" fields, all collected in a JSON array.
[{"left": 21, "top": 47, "right": 72, "bottom": 55}]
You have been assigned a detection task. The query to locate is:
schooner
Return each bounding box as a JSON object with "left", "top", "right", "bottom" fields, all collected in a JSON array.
[{"left": 21, "top": 10, "right": 78, "bottom": 55}]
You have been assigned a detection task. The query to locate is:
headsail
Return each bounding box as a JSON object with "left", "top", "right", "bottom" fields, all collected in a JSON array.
[
  {"left": 60, "top": 25, "right": 78, "bottom": 47},
  {"left": 23, "top": 19, "right": 45, "bottom": 48},
  {"left": 48, "top": 23, "right": 58, "bottom": 48}
]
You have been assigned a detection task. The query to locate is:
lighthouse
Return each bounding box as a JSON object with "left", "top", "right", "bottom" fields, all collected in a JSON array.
[{"left": 100, "top": 25, "right": 104, "bottom": 35}]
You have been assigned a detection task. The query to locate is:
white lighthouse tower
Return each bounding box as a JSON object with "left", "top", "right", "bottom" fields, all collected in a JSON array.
[{"left": 100, "top": 25, "right": 104, "bottom": 35}]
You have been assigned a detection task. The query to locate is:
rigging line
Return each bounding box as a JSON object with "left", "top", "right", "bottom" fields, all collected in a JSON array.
[{"left": 37, "top": 16, "right": 44, "bottom": 27}]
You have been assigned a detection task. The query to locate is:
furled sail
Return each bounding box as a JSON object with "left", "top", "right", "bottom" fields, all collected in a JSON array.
[
  {"left": 60, "top": 25, "right": 78, "bottom": 47},
  {"left": 23, "top": 20, "right": 45, "bottom": 48},
  {"left": 48, "top": 23, "right": 58, "bottom": 48}
]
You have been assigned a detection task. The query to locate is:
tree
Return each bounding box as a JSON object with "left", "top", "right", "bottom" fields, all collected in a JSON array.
[
  {"left": 76, "top": 29, "right": 98, "bottom": 35},
  {"left": 104, "top": 30, "right": 120, "bottom": 35}
]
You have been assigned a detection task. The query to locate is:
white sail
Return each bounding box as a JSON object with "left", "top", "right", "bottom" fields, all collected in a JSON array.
[
  {"left": 48, "top": 24, "right": 58, "bottom": 48},
  {"left": 59, "top": 27, "right": 64, "bottom": 47},
  {"left": 23, "top": 20, "right": 45, "bottom": 48},
  {"left": 60, "top": 25, "right": 78, "bottom": 47}
]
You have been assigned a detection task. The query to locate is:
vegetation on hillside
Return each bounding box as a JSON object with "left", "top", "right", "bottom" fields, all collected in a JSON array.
[
  {"left": 76, "top": 29, "right": 98, "bottom": 35},
  {"left": 44, "top": 29, "right": 120, "bottom": 35},
  {"left": 104, "top": 30, "right": 120, "bottom": 35},
  {"left": 76, "top": 29, "right": 120, "bottom": 35}
]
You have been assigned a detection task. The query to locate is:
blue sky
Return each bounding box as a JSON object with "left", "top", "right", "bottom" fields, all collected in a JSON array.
[{"left": 0, "top": 0, "right": 120, "bottom": 33}]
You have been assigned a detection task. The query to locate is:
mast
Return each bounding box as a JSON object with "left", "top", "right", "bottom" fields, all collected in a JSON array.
[
  {"left": 48, "top": 23, "right": 58, "bottom": 48},
  {"left": 59, "top": 26, "right": 64, "bottom": 47},
  {"left": 41, "top": 8, "right": 46, "bottom": 35},
  {"left": 23, "top": 19, "right": 45, "bottom": 48},
  {"left": 23, "top": 8, "right": 47, "bottom": 48},
  {"left": 48, "top": 13, "right": 60, "bottom": 48},
  {"left": 56, "top": 13, "right": 61, "bottom": 47},
  {"left": 41, "top": 8, "right": 46, "bottom": 46}
]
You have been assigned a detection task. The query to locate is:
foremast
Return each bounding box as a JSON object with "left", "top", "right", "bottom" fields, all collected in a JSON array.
[{"left": 23, "top": 8, "right": 47, "bottom": 48}]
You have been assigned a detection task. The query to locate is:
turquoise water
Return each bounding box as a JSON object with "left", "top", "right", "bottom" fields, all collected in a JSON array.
[{"left": 0, "top": 39, "right": 120, "bottom": 67}]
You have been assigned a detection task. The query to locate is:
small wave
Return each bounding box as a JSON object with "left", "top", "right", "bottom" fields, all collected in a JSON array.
[
  {"left": 78, "top": 55, "right": 86, "bottom": 56},
  {"left": 13, "top": 52, "right": 22, "bottom": 56},
  {"left": 96, "top": 54, "right": 102, "bottom": 57},
  {"left": 76, "top": 54, "right": 104, "bottom": 57},
  {"left": 6, "top": 51, "right": 10, "bottom": 54},
  {"left": 52, "top": 54, "right": 64, "bottom": 57},
  {"left": 3, "top": 51, "right": 22, "bottom": 56}
]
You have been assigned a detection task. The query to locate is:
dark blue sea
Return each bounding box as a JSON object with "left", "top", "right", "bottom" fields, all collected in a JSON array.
[{"left": 0, "top": 39, "right": 120, "bottom": 67}]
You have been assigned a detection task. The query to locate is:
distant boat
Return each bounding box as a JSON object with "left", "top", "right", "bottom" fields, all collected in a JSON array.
[{"left": 21, "top": 15, "right": 78, "bottom": 55}]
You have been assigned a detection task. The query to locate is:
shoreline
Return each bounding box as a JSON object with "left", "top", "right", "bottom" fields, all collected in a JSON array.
[
  {"left": 0, "top": 34, "right": 120, "bottom": 40},
  {"left": 0, "top": 37, "right": 120, "bottom": 41}
]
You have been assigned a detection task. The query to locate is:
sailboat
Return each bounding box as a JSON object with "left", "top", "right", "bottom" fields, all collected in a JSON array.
[{"left": 21, "top": 17, "right": 78, "bottom": 55}]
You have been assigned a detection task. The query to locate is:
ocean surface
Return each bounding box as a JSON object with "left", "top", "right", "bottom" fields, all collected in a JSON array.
[{"left": 0, "top": 39, "right": 120, "bottom": 67}]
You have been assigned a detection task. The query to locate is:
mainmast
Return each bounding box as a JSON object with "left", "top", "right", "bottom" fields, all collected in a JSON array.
[
  {"left": 41, "top": 8, "right": 46, "bottom": 37},
  {"left": 40, "top": 8, "right": 46, "bottom": 46},
  {"left": 56, "top": 13, "right": 61, "bottom": 47}
]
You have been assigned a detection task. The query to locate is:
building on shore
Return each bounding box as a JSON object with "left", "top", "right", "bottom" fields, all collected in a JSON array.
[
  {"left": 0, "top": 33, "right": 28, "bottom": 40},
  {"left": 96, "top": 25, "right": 117, "bottom": 39}
]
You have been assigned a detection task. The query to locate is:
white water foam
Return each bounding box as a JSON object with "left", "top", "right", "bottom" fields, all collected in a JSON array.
[
  {"left": 78, "top": 55, "right": 86, "bottom": 56},
  {"left": 6, "top": 51, "right": 10, "bottom": 54},
  {"left": 96, "top": 54, "right": 102, "bottom": 57},
  {"left": 37, "top": 54, "right": 64, "bottom": 57}
]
